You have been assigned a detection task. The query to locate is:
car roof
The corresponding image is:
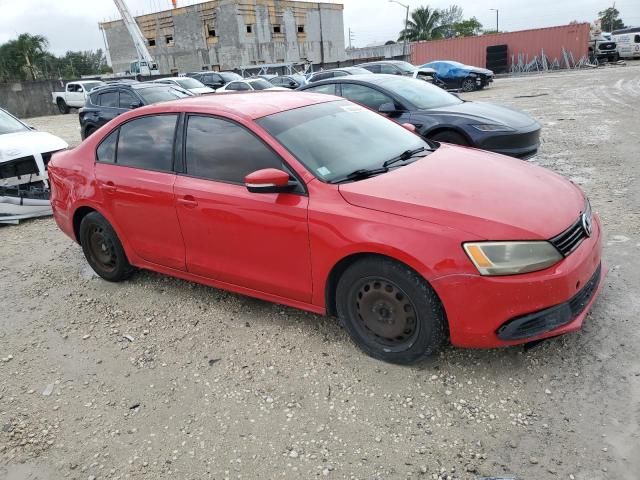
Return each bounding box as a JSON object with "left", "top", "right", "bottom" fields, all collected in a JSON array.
[
  {"left": 133, "top": 91, "right": 338, "bottom": 120},
  {"left": 302, "top": 73, "right": 398, "bottom": 86}
]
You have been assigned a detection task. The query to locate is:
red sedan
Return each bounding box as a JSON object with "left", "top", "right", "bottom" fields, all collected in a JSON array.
[{"left": 48, "top": 92, "right": 604, "bottom": 364}]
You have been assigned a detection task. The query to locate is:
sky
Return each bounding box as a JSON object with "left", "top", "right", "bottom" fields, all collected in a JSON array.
[{"left": 0, "top": 0, "right": 639, "bottom": 56}]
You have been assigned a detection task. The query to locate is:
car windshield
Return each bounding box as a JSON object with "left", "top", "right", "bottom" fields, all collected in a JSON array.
[
  {"left": 83, "top": 82, "right": 105, "bottom": 92},
  {"left": 175, "top": 78, "right": 205, "bottom": 89},
  {"left": 257, "top": 100, "right": 429, "bottom": 183},
  {"left": 250, "top": 79, "right": 275, "bottom": 90},
  {"left": 393, "top": 61, "right": 417, "bottom": 73},
  {"left": 0, "top": 109, "right": 28, "bottom": 135},
  {"left": 446, "top": 61, "right": 465, "bottom": 68},
  {"left": 136, "top": 86, "right": 191, "bottom": 103},
  {"left": 380, "top": 76, "right": 463, "bottom": 109},
  {"left": 220, "top": 72, "right": 242, "bottom": 82}
]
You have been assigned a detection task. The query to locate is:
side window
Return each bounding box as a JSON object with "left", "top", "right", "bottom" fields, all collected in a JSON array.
[
  {"left": 228, "top": 82, "right": 250, "bottom": 91},
  {"left": 117, "top": 115, "right": 177, "bottom": 172},
  {"left": 119, "top": 90, "right": 138, "bottom": 108},
  {"left": 89, "top": 92, "right": 100, "bottom": 105},
  {"left": 635, "top": 34, "right": 640, "bottom": 43},
  {"left": 99, "top": 91, "right": 119, "bottom": 108},
  {"left": 341, "top": 84, "right": 394, "bottom": 111},
  {"left": 66, "top": 84, "right": 76, "bottom": 92},
  {"left": 305, "top": 83, "right": 337, "bottom": 95},
  {"left": 96, "top": 130, "right": 118, "bottom": 163},
  {"left": 332, "top": 71, "right": 347, "bottom": 78},
  {"left": 185, "top": 115, "right": 284, "bottom": 184},
  {"left": 380, "top": 64, "right": 397, "bottom": 74},
  {"left": 269, "top": 77, "right": 283, "bottom": 86},
  {"left": 365, "top": 65, "right": 381, "bottom": 73},
  {"left": 311, "top": 72, "right": 331, "bottom": 82}
]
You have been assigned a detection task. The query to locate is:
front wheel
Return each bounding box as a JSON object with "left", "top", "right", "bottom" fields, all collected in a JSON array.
[
  {"left": 428, "top": 130, "right": 469, "bottom": 146},
  {"left": 336, "top": 257, "right": 446, "bottom": 364},
  {"left": 57, "top": 98, "right": 70, "bottom": 114},
  {"left": 461, "top": 77, "right": 477, "bottom": 92},
  {"left": 79, "top": 212, "right": 134, "bottom": 282}
]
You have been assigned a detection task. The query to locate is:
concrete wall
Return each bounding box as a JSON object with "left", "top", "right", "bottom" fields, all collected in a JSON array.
[
  {"left": 0, "top": 80, "right": 65, "bottom": 118},
  {"left": 102, "top": 0, "right": 346, "bottom": 74},
  {"left": 345, "top": 43, "right": 408, "bottom": 62}
]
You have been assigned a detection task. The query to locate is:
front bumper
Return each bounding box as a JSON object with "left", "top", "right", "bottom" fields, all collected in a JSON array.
[
  {"left": 432, "top": 214, "right": 604, "bottom": 348},
  {"left": 476, "top": 124, "right": 541, "bottom": 159}
]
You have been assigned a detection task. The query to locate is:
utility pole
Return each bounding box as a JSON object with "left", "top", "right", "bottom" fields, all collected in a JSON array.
[
  {"left": 389, "top": 0, "right": 410, "bottom": 62},
  {"left": 490, "top": 8, "right": 499, "bottom": 33},
  {"left": 348, "top": 27, "right": 355, "bottom": 49}
]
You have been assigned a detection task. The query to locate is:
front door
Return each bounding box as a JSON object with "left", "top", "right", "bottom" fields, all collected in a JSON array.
[
  {"left": 94, "top": 114, "right": 186, "bottom": 271},
  {"left": 173, "top": 114, "right": 312, "bottom": 302}
]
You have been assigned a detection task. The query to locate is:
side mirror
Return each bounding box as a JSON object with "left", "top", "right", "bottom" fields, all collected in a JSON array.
[
  {"left": 401, "top": 123, "right": 416, "bottom": 133},
  {"left": 244, "top": 168, "right": 295, "bottom": 194},
  {"left": 129, "top": 102, "right": 143, "bottom": 109},
  {"left": 378, "top": 102, "right": 398, "bottom": 115}
]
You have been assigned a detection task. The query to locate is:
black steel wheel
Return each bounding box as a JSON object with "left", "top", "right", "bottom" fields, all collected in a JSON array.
[
  {"left": 461, "top": 77, "right": 477, "bottom": 92},
  {"left": 336, "top": 257, "right": 446, "bottom": 364},
  {"left": 79, "top": 211, "right": 133, "bottom": 282},
  {"left": 57, "top": 98, "right": 70, "bottom": 114}
]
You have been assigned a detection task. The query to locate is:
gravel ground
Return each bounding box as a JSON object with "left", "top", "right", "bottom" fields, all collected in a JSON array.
[{"left": 2, "top": 64, "right": 640, "bottom": 480}]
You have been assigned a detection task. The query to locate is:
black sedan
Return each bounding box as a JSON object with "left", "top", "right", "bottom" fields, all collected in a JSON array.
[
  {"left": 298, "top": 74, "right": 540, "bottom": 159},
  {"left": 79, "top": 83, "right": 191, "bottom": 139}
]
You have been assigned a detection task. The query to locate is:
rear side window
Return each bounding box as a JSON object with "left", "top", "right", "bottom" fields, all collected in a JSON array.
[
  {"left": 380, "top": 64, "right": 397, "bottom": 74},
  {"left": 227, "top": 82, "right": 250, "bottom": 91},
  {"left": 116, "top": 115, "right": 177, "bottom": 172},
  {"left": 99, "top": 91, "right": 118, "bottom": 107},
  {"left": 304, "top": 83, "right": 337, "bottom": 95},
  {"left": 185, "top": 115, "right": 283, "bottom": 184},
  {"left": 363, "top": 64, "right": 381, "bottom": 73},
  {"left": 96, "top": 130, "right": 118, "bottom": 163}
]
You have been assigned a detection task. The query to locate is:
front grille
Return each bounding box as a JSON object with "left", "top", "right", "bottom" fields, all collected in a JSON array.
[
  {"left": 0, "top": 155, "right": 38, "bottom": 179},
  {"left": 550, "top": 217, "right": 587, "bottom": 256},
  {"left": 598, "top": 42, "right": 616, "bottom": 51},
  {"left": 497, "top": 263, "right": 602, "bottom": 341}
]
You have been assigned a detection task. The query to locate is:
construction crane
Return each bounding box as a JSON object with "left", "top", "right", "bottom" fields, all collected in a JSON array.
[{"left": 112, "top": 0, "right": 159, "bottom": 76}]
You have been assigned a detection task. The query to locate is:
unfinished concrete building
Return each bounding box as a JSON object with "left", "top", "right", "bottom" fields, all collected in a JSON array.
[{"left": 100, "top": 0, "right": 346, "bottom": 74}]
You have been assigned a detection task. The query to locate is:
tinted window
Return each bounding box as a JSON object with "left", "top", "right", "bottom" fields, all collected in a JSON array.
[
  {"left": 341, "top": 84, "right": 394, "bottom": 110},
  {"left": 311, "top": 72, "right": 332, "bottom": 82},
  {"left": 378, "top": 76, "right": 462, "bottom": 109},
  {"left": 99, "top": 91, "right": 119, "bottom": 107},
  {"left": 117, "top": 115, "right": 177, "bottom": 171},
  {"left": 333, "top": 71, "right": 348, "bottom": 78},
  {"left": 269, "top": 77, "right": 284, "bottom": 86},
  {"left": 635, "top": 34, "right": 640, "bottom": 43},
  {"left": 185, "top": 115, "right": 283, "bottom": 184},
  {"left": 380, "top": 64, "right": 397, "bottom": 74},
  {"left": 227, "top": 82, "right": 250, "bottom": 91},
  {"left": 136, "top": 86, "right": 190, "bottom": 104},
  {"left": 305, "top": 83, "right": 337, "bottom": 95},
  {"left": 119, "top": 90, "right": 138, "bottom": 108},
  {"left": 363, "top": 64, "right": 381, "bottom": 73},
  {"left": 250, "top": 79, "right": 273, "bottom": 90},
  {"left": 96, "top": 130, "right": 118, "bottom": 163}
]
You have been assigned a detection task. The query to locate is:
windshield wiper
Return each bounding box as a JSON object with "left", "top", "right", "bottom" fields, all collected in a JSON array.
[
  {"left": 382, "top": 147, "right": 430, "bottom": 168},
  {"left": 332, "top": 167, "right": 389, "bottom": 184}
]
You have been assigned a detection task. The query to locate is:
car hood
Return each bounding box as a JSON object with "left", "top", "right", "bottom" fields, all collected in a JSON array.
[
  {"left": 0, "top": 130, "right": 68, "bottom": 162},
  {"left": 189, "top": 86, "right": 215, "bottom": 95},
  {"left": 424, "top": 101, "right": 537, "bottom": 129},
  {"left": 338, "top": 144, "right": 584, "bottom": 240},
  {"left": 467, "top": 66, "right": 493, "bottom": 76}
]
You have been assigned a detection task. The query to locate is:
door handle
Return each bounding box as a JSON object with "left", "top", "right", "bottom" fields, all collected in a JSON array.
[
  {"left": 177, "top": 195, "right": 198, "bottom": 208},
  {"left": 101, "top": 181, "right": 117, "bottom": 193}
]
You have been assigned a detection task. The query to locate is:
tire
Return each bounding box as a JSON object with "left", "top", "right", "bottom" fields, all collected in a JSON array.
[
  {"left": 335, "top": 257, "right": 446, "bottom": 364},
  {"left": 79, "top": 212, "right": 134, "bottom": 282},
  {"left": 57, "top": 98, "right": 70, "bottom": 114},
  {"left": 428, "top": 130, "right": 469, "bottom": 146},
  {"left": 461, "top": 77, "right": 477, "bottom": 92}
]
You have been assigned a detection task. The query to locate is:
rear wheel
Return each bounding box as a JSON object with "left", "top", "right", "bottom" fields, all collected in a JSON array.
[
  {"left": 57, "top": 98, "right": 70, "bottom": 114},
  {"left": 336, "top": 257, "right": 446, "bottom": 364},
  {"left": 429, "top": 130, "right": 469, "bottom": 146},
  {"left": 461, "top": 77, "right": 477, "bottom": 92},
  {"left": 83, "top": 126, "right": 96, "bottom": 139},
  {"left": 79, "top": 212, "right": 134, "bottom": 282}
]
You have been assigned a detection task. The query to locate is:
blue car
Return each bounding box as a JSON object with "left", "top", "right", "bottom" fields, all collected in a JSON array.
[{"left": 421, "top": 61, "right": 494, "bottom": 92}]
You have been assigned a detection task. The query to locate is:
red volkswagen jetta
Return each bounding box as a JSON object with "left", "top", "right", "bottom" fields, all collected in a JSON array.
[{"left": 49, "top": 92, "right": 604, "bottom": 364}]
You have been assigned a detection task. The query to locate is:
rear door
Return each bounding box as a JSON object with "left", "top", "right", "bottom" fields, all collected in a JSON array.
[
  {"left": 173, "top": 114, "right": 312, "bottom": 301},
  {"left": 94, "top": 114, "right": 186, "bottom": 270},
  {"left": 95, "top": 90, "right": 124, "bottom": 127}
]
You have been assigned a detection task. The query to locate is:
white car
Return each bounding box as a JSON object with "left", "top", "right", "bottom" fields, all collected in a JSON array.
[
  {"left": 51, "top": 80, "right": 106, "bottom": 114},
  {"left": 0, "top": 108, "right": 68, "bottom": 224},
  {"left": 215, "top": 78, "right": 289, "bottom": 93},
  {"left": 151, "top": 77, "right": 215, "bottom": 95}
]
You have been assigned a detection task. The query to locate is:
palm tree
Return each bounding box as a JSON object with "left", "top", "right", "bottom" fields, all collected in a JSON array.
[
  {"left": 14, "top": 33, "right": 49, "bottom": 80},
  {"left": 398, "top": 6, "right": 443, "bottom": 42}
]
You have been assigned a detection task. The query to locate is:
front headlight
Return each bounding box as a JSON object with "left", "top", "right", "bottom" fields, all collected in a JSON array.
[
  {"left": 463, "top": 241, "right": 562, "bottom": 276},
  {"left": 471, "top": 124, "right": 516, "bottom": 132}
]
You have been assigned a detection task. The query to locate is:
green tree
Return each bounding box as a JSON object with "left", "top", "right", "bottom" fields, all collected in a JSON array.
[
  {"left": 14, "top": 33, "right": 49, "bottom": 80},
  {"left": 398, "top": 6, "right": 443, "bottom": 42},
  {"left": 598, "top": 7, "right": 625, "bottom": 32},
  {"left": 453, "top": 17, "right": 483, "bottom": 37},
  {"left": 439, "top": 5, "right": 464, "bottom": 37}
]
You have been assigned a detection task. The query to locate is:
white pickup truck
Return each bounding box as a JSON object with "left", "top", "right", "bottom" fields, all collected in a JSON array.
[{"left": 51, "top": 80, "right": 105, "bottom": 114}]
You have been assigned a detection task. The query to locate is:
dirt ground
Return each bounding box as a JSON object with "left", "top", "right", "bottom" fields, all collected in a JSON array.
[{"left": 2, "top": 64, "right": 639, "bottom": 480}]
